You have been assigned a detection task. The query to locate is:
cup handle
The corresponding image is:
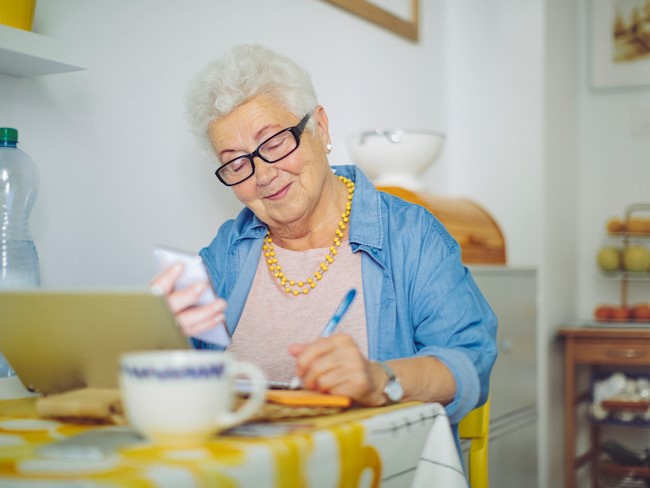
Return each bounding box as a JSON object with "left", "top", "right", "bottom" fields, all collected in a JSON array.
[{"left": 218, "top": 362, "right": 266, "bottom": 429}]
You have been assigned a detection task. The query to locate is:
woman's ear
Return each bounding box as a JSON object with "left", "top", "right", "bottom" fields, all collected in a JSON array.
[{"left": 313, "top": 105, "right": 331, "bottom": 150}]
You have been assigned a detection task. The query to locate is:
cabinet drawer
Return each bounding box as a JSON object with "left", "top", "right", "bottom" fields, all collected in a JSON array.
[{"left": 574, "top": 340, "right": 650, "bottom": 365}]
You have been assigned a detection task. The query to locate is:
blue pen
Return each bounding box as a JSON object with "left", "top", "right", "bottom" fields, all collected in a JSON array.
[
  {"left": 320, "top": 288, "right": 357, "bottom": 337},
  {"left": 287, "top": 288, "right": 357, "bottom": 389}
]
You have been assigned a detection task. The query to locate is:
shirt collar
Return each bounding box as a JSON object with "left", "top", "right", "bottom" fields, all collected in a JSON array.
[
  {"left": 234, "top": 164, "right": 384, "bottom": 250},
  {"left": 330, "top": 165, "right": 383, "bottom": 250}
]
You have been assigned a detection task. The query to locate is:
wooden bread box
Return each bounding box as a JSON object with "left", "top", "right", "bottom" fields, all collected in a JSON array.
[{"left": 378, "top": 186, "right": 506, "bottom": 265}]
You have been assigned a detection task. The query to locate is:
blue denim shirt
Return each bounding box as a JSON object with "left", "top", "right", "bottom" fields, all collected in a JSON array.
[{"left": 197, "top": 165, "right": 498, "bottom": 430}]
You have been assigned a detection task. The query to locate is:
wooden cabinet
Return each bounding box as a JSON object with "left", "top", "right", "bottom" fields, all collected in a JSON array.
[
  {"left": 572, "top": 339, "right": 650, "bottom": 364},
  {"left": 557, "top": 327, "right": 650, "bottom": 488}
]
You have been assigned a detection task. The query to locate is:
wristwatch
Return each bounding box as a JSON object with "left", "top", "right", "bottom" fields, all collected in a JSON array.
[{"left": 375, "top": 361, "right": 403, "bottom": 403}]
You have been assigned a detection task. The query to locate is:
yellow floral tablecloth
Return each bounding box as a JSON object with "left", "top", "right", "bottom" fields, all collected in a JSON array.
[{"left": 0, "top": 398, "right": 467, "bottom": 487}]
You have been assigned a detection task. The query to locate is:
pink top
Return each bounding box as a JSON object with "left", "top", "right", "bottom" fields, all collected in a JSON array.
[{"left": 227, "top": 241, "right": 367, "bottom": 382}]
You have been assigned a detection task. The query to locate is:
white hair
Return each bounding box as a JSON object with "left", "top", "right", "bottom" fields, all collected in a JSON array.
[{"left": 186, "top": 44, "right": 318, "bottom": 155}]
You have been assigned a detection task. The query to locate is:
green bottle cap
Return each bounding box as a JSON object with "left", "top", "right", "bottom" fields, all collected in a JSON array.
[{"left": 0, "top": 128, "right": 18, "bottom": 144}]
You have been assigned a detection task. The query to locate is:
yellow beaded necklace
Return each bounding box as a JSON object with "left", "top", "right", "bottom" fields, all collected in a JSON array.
[{"left": 263, "top": 175, "right": 355, "bottom": 296}]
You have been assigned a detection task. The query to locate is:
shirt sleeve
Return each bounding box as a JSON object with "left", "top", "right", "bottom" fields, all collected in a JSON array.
[{"left": 408, "top": 222, "right": 498, "bottom": 425}]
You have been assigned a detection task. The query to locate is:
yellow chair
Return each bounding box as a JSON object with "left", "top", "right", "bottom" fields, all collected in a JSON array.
[{"left": 458, "top": 397, "right": 491, "bottom": 488}]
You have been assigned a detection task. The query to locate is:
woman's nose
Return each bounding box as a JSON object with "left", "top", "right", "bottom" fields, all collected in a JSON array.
[{"left": 252, "top": 158, "right": 278, "bottom": 186}]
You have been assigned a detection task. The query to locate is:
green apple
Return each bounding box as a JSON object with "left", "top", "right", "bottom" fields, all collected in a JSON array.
[
  {"left": 597, "top": 246, "right": 621, "bottom": 272},
  {"left": 623, "top": 245, "right": 650, "bottom": 272}
]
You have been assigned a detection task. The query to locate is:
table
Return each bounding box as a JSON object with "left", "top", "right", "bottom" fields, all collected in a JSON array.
[
  {"left": 0, "top": 394, "right": 468, "bottom": 487},
  {"left": 557, "top": 326, "right": 650, "bottom": 488}
]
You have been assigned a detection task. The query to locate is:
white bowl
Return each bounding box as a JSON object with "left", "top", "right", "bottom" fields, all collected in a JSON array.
[{"left": 348, "top": 129, "right": 445, "bottom": 190}]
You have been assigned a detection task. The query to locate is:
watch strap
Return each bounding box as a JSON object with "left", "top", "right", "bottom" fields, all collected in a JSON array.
[
  {"left": 376, "top": 361, "right": 396, "bottom": 382},
  {"left": 375, "top": 361, "right": 403, "bottom": 403}
]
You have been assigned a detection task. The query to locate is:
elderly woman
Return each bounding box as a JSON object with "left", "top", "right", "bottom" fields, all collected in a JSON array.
[{"left": 153, "top": 44, "right": 497, "bottom": 429}]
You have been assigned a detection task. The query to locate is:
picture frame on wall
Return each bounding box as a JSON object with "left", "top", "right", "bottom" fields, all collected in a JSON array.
[
  {"left": 591, "top": 0, "right": 650, "bottom": 88},
  {"left": 322, "top": 0, "right": 419, "bottom": 42}
]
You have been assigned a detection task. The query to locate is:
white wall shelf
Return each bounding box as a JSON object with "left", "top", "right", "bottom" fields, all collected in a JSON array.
[{"left": 0, "top": 24, "right": 85, "bottom": 77}]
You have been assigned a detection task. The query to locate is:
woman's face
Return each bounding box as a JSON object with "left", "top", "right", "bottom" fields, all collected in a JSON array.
[{"left": 208, "top": 96, "right": 332, "bottom": 231}]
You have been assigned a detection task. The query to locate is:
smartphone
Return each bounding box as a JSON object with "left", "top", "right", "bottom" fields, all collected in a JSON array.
[
  {"left": 152, "top": 245, "right": 231, "bottom": 347},
  {"left": 37, "top": 427, "right": 145, "bottom": 461},
  {"left": 152, "top": 245, "right": 216, "bottom": 306}
]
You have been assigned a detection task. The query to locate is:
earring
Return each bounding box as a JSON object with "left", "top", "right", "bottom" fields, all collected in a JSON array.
[{"left": 326, "top": 143, "right": 333, "bottom": 153}]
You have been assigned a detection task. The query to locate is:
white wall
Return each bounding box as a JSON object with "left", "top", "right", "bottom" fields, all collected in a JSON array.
[
  {"left": 542, "top": 0, "right": 580, "bottom": 486},
  {"left": 1, "top": 0, "right": 548, "bottom": 290},
  {"left": 1, "top": 0, "right": 545, "bottom": 285},
  {"left": 1, "top": 0, "right": 450, "bottom": 287},
  {"left": 446, "top": 0, "right": 544, "bottom": 269}
]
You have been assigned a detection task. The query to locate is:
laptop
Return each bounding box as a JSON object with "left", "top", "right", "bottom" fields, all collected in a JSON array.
[{"left": 0, "top": 289, "right": 190, "bottom": 395}]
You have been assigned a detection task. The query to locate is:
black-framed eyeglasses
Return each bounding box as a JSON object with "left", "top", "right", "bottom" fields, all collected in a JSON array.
[{"left": 215, "top": 111, "right": 312, "bottom": 186}]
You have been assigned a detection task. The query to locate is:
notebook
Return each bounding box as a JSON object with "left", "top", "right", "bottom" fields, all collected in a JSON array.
[{"left": 0, "top": 289, "right": 190, "bottom": 395}]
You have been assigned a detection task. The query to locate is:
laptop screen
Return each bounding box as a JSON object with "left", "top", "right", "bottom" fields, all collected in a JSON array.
[{"left": 0, "top": 289, "right": 189, "bottom": 395}]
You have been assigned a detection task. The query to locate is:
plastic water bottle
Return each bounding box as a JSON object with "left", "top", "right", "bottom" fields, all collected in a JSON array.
[{"left": 0, "top": 128, "right": 40, "bottom": 377}]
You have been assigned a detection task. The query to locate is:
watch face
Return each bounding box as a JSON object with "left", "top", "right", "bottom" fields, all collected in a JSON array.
[{"left": 385, "top": 380, "right": 404, "bottom": 402}]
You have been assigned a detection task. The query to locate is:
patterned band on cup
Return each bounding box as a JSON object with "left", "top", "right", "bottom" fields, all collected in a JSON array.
[{"left": 121, "top": 364, "right": 225, "bottom": 379}]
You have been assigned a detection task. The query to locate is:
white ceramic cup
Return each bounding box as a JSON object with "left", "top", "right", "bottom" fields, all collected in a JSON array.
[{"left": 120, "top": 350, "right": 266, "bottom": 446}]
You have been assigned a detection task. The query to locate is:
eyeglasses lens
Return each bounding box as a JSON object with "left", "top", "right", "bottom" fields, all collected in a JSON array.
[
  {"left": 259, "top": 131, "right": 297, "bottom": 162},
  {"left": 218, "top": 157, "right": 253, "bottom": 186}
]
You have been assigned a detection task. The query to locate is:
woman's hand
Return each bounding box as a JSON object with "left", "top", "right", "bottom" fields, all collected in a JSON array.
[
  {"left": 289, "top": 335, "right": 457, "bottom": 407},
  {"left": 288, "top": 334, "right": 387, "bottom": 406},
  {"left": 150, "top": 264, "right": 227, "bottom": 338}
]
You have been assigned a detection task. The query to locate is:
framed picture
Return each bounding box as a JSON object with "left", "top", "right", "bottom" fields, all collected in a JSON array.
[
  {"left": 322, "top": 0, "right": 419, "bottom": 42},
  {"left": 592, "top": 0, "right": 650, "bottom": 87}
]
